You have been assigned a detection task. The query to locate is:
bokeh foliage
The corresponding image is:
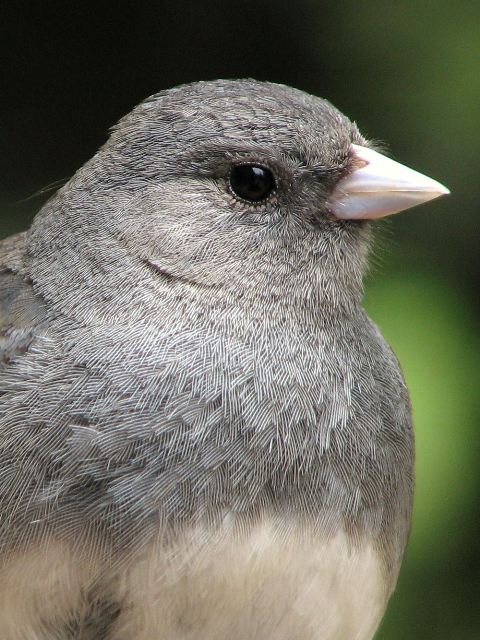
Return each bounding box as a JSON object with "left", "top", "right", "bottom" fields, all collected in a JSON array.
[{"left": 1, "top": 2, "right": 479, "bottom": 637}]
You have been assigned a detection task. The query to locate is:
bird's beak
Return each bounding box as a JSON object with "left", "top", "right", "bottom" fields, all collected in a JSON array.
[{"left": 328, "top": 144, "right": 450, "bottom": 220}]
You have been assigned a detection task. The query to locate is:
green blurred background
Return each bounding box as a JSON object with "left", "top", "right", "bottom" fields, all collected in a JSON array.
[{"left": 1, "top": 2, "right": 479, "bottom": 637}]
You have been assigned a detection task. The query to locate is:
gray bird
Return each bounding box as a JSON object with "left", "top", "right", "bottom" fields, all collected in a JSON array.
[{"left": 0, "top": 80, "right": 449, "bottom": 640}]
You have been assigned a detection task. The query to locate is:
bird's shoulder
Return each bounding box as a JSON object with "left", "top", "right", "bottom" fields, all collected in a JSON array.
[{"left": 0, "top": 232, "right": 48, "bottom": 368}]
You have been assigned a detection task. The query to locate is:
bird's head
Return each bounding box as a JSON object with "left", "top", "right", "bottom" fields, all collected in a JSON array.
[{"left": 31, "top": 80, "right": 448, "bottom": 319}]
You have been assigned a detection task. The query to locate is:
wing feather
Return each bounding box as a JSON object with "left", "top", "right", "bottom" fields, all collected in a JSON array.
[{"left": 0, "top": 233, "right": 47, "bottom": 367}]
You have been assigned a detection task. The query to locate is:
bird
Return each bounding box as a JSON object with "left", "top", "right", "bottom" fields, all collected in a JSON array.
[{"left": 0, "top": 79, "right": 449, "bottom": 640}]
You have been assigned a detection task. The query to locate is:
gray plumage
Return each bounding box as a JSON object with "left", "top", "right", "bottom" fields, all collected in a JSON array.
[{"left": 0, "top": 80, "right": 413, "bottom": 639}]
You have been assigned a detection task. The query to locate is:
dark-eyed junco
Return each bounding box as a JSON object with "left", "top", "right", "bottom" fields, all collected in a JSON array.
[{"left": 0, "top": 80, "right": 449, "bottom": 639}]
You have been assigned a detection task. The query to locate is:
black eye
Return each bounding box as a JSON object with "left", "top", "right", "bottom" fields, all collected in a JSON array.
[{"left": 229, "top": 164, "right": 276, "bottom": 203}]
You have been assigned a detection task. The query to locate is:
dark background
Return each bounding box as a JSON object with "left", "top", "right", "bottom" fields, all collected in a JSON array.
[{"left": 1, "top": 2, "right": 479, "bottom": 637}]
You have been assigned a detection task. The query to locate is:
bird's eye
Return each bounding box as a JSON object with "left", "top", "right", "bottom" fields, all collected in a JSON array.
[{"left": 229, "top": 164, "right": 276, "bottom": 203}]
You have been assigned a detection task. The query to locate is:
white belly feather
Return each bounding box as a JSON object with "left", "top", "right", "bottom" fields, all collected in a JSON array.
[{"left": 0, "top": 523, "right": 389, "bottom": 640}]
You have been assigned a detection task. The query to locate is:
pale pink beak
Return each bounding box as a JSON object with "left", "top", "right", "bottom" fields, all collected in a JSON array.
[{"left": 328, "top": 144, "right": 450, "bottom": 220}]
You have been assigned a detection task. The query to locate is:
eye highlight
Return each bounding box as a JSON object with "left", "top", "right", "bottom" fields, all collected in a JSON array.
[{"left": 229, "top": 164, "right": 276, "bottom": 203}]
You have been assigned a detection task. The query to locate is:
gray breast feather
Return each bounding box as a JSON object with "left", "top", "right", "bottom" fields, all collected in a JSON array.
[{"left": 0, "top": 270, "right": 412, "bottom": 571}]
